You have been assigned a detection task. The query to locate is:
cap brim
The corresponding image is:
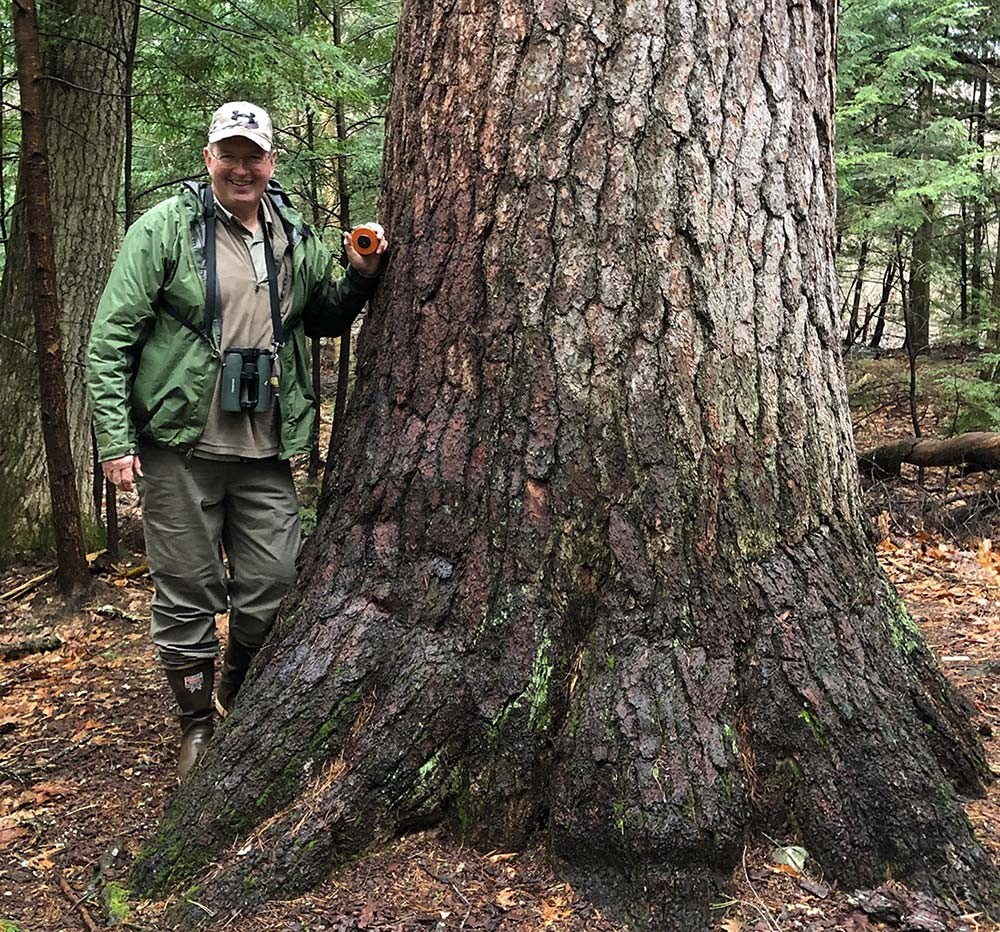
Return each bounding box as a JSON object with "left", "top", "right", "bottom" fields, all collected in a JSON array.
[{"left": 207, "top": 127, "right": 272, "bottom": 152}]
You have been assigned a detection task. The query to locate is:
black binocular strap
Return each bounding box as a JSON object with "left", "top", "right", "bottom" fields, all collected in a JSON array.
[
  {"left": 201, "top": 184, "right": 219, "bottom": 347},
  {"left": 157, "top": 297, "right": 212, "bottom": 345},
  {"left": 198, "top": 185, "right": 284, "bottom": 351},
  {"left": 260, "top": 209, "right": 285, "bottom": 350}
]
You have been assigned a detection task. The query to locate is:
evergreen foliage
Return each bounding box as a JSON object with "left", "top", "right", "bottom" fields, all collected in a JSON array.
[
  {"left": 130, "top": 0, "right": 396, "bottom": 244},
  {"left": 0, "top": 0, "right": 397, "bottom": 266},
  {"left": 837, "top": 0, "right": 1000, "bottom": 352}
]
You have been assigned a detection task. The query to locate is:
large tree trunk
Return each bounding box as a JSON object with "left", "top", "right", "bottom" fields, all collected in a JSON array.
[
  {"left": 0, "top": 0, "right": 136, "bottom": 558},
  {"left": 133, "top": 0, "right": 999, "bottom": 928}
]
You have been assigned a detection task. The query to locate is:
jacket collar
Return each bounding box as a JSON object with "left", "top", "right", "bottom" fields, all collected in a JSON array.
[{"left": 180, "top": 180, "right": 309, "bottom": 242}]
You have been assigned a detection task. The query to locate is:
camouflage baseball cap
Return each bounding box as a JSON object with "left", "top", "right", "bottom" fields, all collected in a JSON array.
[{"left": 207, "top": 102, "right": 273, "bottom": 152}]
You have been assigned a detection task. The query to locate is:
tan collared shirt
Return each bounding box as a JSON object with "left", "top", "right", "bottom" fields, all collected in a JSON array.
[{"left": 194, "top": 196, "right": 294, "bottom": 459}]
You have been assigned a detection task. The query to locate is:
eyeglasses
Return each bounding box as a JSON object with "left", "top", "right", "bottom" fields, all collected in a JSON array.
[{"left": 209, "top": 151, "right": 271, "bottom": 169}]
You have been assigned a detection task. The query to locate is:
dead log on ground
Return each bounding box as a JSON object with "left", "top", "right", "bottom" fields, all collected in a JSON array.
[
  {"left": 859, "top": 432, "right": 1000, "bottom": 480},
  {"left": 0, "top": 634, "right": 63, "bottom": 661}
]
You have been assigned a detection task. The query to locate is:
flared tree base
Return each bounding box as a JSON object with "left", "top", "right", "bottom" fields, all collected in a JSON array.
[{"left": 133, "top": 523, "right": 997, "bottom": 930}]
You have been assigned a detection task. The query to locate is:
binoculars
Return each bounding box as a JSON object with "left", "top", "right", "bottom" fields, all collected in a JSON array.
[{"left": 221, "top": 347, "right": 273, "bottom": 413}]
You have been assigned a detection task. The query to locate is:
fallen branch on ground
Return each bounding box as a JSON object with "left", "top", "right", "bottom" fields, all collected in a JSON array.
[
  {"left": 0, "top": 551, "right": 112, "bottom": 602},
  {"left": 0, "top": 634, "right": 63, "bottom": 660},
  {"left": 0, "top": 569, "right": 57, "bottom": 601},
  {"left": 56, "top": 872, "right": 99, "bottom": 932},
  {"left": 859, "top": 431, "right": 1000, "bottom": 480}
]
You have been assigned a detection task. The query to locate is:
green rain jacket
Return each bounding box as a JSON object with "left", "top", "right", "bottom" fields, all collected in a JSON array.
[{"left": 87, "top": 182, "right": 377, "bottom": 462}]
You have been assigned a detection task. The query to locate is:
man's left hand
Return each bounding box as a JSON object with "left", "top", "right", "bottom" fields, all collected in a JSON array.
[{"left": 344, "top": 223, "right": 388, "bottom": 277}]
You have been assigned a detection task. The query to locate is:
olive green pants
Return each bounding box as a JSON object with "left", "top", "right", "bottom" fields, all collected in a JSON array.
[{"left": 137, "top": 444, "right": 301, "bottom": 668}]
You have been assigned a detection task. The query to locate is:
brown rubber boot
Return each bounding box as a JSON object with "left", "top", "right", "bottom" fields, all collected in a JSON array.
[
  {"left": 214, "top": 638, "right": 257, "bottom": 719},
  {"left": 164, "top": 661, "right": 215, "bottom": 779}
]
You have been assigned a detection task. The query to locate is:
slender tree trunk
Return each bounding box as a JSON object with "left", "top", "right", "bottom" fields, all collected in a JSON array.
[
  {"left": 11, "top": 0, "right": 89, "bottom": 594},
  {"left": 908, "top": 82, "right": 934, "bottom": 355},
  {"left": 91, "top": 433, "right": 102, "bottom": 522},
  {"left": 298, "top": 0, "right": 325, "bottom": 483},
  {"left": 978, "top": 202, "right": 1000, "bottom": 379},
  {"left": 868, "top": 257, "right": 895, "bottom": 350},
  {"left": 971, "top": 77, "right": 987, "bottom": 330},
  {"left": 0, "top": 0, "right": 137, "bottom": 558},
  {"left": 897, "top": 233, "right": 909, "bottom": 337},
  {"left": 844, "top": 239, "right": 868, "bottom": 348},
  {"left": 909, "top": 210, "right": 932, "bottom": 353},
  {"left": 306, "top": 107, "right": 325, "bottom": 481},
  {"left": 858, "top": 301, "right": 871, "bottom": 343},
  {"left": 122, "top": 5, "right": 139, "bottom": 234},
  {"left": 960, "top": 199, "right": 969, "bottom": 327},
  {"left": 991, "top": 209, "right": 1000, "bottom": 331},
  {"left": 901, "top": 254, "right": 921, "bottom": 440},
  {"left": 104, "top": 477, "right": 118, "bottom": 564},
  {"left": 135, "top": 1, "right": 998, "bottom": 928},
  {"left": 322, "top": 2, "right": 355, "bottom": 498}
]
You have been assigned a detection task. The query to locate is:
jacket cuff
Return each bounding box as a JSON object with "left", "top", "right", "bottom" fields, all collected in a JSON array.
[
  {"left": 96, "top": 427, "right": 137, "bottom": 462},
  {"left": 346, "top": 265, "right": 381, "bottom": 290},
  {"left": 99, "top": 444, "right": 136, "bottom": 462}
]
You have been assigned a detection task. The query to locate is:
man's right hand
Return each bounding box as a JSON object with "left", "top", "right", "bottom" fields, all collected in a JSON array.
[{"left": 102, "top": 454, "right": 143, "bottom": 493}]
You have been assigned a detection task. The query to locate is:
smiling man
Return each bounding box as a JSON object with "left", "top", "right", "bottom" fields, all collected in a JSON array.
[
  {"left": 87, "top": 102, "right": 387, "bottom": 779},
  {"left": 206, "top": 106, "right": 275, "bottom": 221}
]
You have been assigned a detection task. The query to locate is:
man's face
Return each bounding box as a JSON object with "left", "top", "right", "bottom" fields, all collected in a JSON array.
[{"left": 203, "top": 136, "right": 275, "bottom": 218}]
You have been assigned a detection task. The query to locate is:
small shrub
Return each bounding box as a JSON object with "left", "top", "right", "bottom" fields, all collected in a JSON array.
[
  {"left": 103, "top": 882, "right": 130, "bottom": 925},
  {"left": 299, "top": 506, "right": 318, "bottom": 538}
]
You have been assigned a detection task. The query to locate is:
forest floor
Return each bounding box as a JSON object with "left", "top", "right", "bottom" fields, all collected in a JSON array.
[{"left": 2, "top": 347, "right": 1000, "bottom": 932}]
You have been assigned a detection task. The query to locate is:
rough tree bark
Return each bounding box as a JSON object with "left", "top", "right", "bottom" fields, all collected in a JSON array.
[
  {"left": 0, "top": 0, "right": 137, "bottom": 557},
  {"left": 134, "top": 0, "right": 999, "bottom": 928}
]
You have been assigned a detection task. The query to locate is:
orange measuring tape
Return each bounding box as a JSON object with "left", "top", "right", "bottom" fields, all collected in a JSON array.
[{"left": 351, "top": 227, "right": 379, "bottom": 256}]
